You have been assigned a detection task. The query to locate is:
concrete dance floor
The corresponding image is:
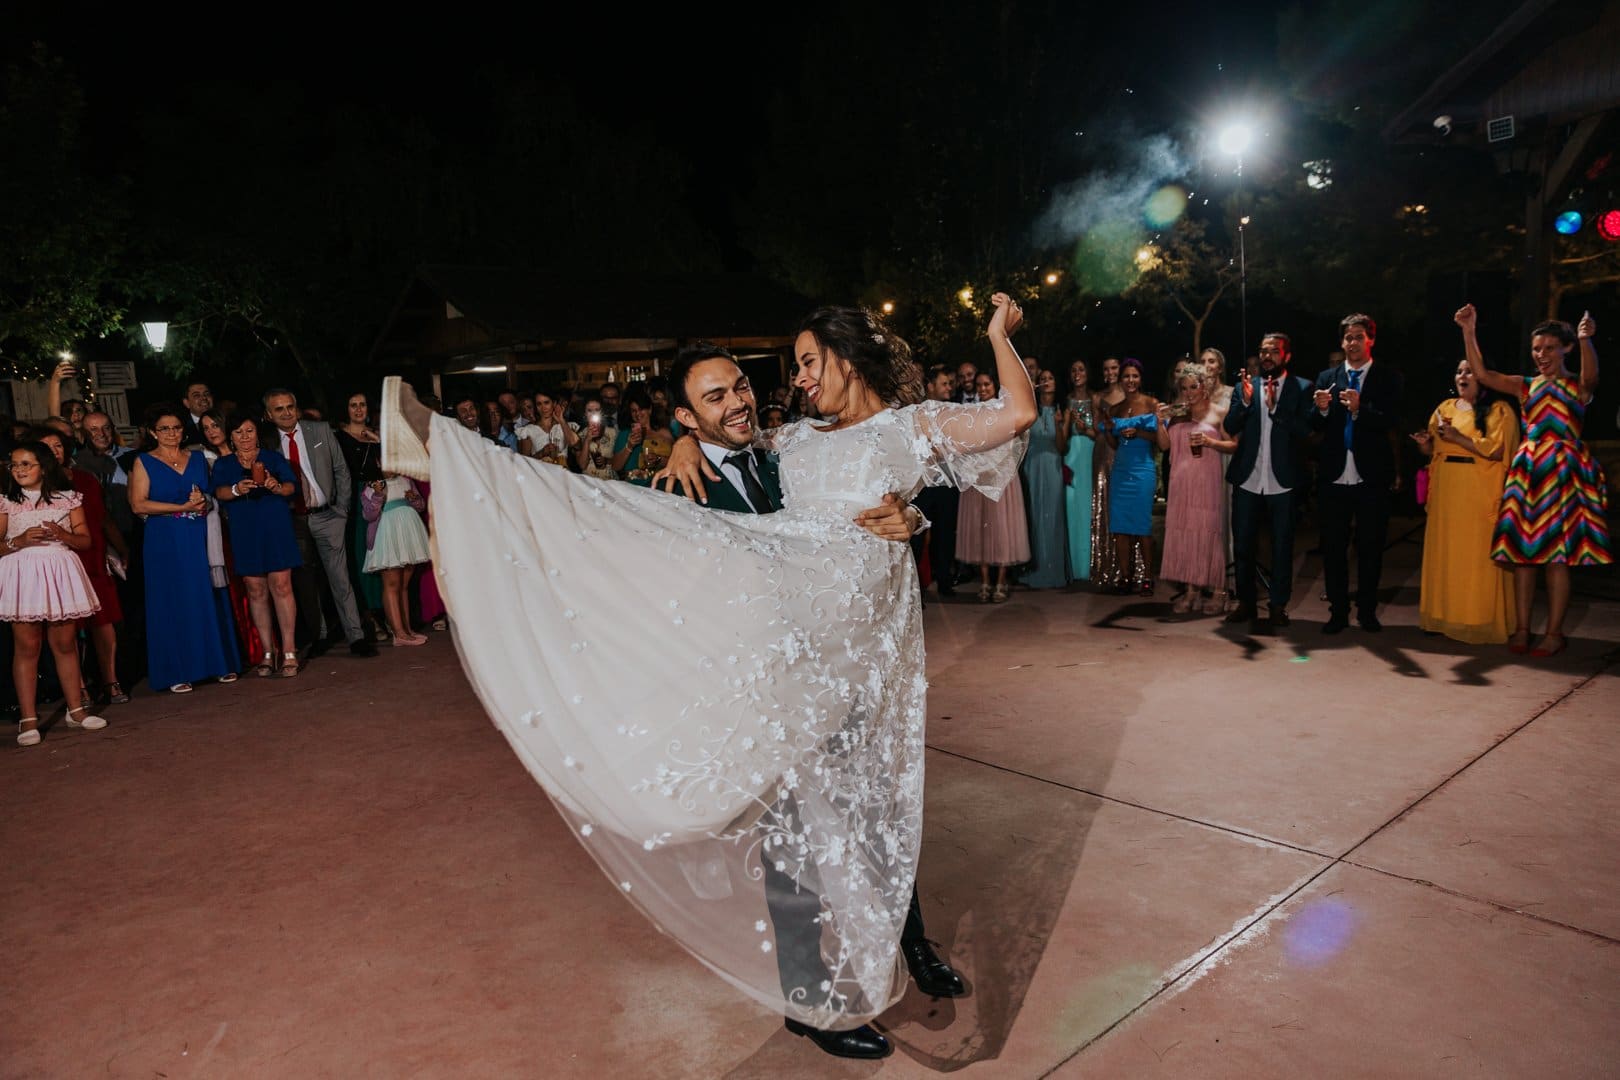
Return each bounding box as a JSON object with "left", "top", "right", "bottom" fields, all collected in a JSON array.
[{"left": 4, "top": 540, "right": 1618, "bottom": 1078}]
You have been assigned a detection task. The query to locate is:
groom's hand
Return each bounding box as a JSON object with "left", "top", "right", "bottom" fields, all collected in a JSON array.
[
  {"left": 853, "top": 493, "right": 921, "bottom": 542},
  {"left": 653, "top": 434, "right": 719, "bottom": 503}
]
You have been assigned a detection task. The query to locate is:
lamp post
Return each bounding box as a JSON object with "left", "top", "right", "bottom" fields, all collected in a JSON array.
[
  {"left": 1217, "top": 123, "right": 1253, "bottom": 356},
  {"left": 141, "top": 321, "right": 169, "bottom": 353}
]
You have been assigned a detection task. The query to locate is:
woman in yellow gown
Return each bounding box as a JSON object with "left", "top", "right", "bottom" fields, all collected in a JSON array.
[{"left": 1411, "top": 359, "right": 1519, "bottom": 643}]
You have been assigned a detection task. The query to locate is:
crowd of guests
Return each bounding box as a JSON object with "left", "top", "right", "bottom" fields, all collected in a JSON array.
[
  {"left": 0, "top": 374, "right": 447, "bottom": 746},
  {"left": 908, "top": 307, "right": 1611, "bottom": 658},
  {"left": 2, "top": 305, "right": 1608, "bottom": 747}
]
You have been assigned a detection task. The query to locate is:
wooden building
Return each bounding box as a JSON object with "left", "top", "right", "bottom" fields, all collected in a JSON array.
[{"left": 369, "top": 265, "right": 811, "bottom": 401}]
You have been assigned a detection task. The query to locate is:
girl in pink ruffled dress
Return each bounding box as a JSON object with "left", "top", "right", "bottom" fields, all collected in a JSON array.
[{"left": 0, "top": 441, "right": 108, "bottom": 745}]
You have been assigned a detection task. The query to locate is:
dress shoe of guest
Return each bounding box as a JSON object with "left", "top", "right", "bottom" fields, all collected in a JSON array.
[
  {"left": 349, "top": 639, "right": 379, "bottom": 658},
  {"left": 1223, "top": 604, "right": 1258, "bottom": 625},
  {"left": 903, "top": 938, "right": 967, "bottom": 998},
  {"left": 784, "top": 1019, "right": 891, "bottom": 1059},
  {"left": 1322, "top": 613, "right": 1350, "bottom": 635},
  {"left": 306, "top": 639, "right": 334, "bottom": 660},
  {"left": 1358, "top": 612, "right": 1383, "bottom": 633},
  {"left": 1267, "top": 608, "right": 1291, "bottom": 629}
]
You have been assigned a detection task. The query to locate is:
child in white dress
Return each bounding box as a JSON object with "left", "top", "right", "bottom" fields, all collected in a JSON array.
[{"left": 361, "top": 472, "right": 431, "bottom": 645}]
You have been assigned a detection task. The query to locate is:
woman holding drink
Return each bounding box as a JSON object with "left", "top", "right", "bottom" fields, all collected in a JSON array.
[{"left": 212, "top": 414, "right": 304, "bottom": 676}]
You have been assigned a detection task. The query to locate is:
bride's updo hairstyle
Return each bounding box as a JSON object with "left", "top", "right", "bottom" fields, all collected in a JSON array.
[{"left": 796, "top": 306, "right": 924, "bottom": 407}]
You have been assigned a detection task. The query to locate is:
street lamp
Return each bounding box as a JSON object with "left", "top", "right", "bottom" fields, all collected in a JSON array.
[
  {"left": 141, "top": 321, "right": 169, "bottom": 353},
  {"left": 1215, "top": 120, "right": 1255, "bottom": 356}
]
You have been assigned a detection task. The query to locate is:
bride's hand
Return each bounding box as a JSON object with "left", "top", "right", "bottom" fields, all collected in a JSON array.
[
  {"left": 653, "top": 434, "right": 720, "bottom": 503},
  {"left": 988, "top": 292, "right": 1023, "bottom": 339}
]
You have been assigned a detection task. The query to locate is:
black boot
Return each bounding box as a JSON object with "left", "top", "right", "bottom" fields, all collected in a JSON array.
[
  {"left": 784, "top": 1019, "right": 891, "bottom": 1059},
  {"left": 902, "top": 937, "right": 966, "bottom": 998}
]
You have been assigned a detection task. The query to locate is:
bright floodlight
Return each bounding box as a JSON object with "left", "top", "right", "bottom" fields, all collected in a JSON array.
[
  {"left": 142, "top": 321, "right": 168, "bottom": 352},
  {"left": 1217, "top": 123, "right": 1253, "bottom": 158}
]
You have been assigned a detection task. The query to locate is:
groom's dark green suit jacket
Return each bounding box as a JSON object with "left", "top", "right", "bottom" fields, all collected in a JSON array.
[{"left": 668, "top": 447, "right": 783, "bottom": 514}]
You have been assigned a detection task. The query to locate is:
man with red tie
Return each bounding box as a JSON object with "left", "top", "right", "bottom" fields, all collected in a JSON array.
[
  {"left": 1223, "top": 332, "right": 1314, "bottom": 629},
  {"left": 265, "top": 388, "right": 378, "bottom": 659},
  {"left": 1308, "top": 314, "right": 1404, "bottom": 634}
]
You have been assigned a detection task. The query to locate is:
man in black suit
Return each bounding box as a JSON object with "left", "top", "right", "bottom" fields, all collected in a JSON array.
[
  {"left": 180, "top": 381, "right": 213, "bottom": 448},
  {"left": 661, "top": 342, "right": 963, "bottom": 1061},
  {"left": 1223, "top": 332, "right": 1314, "bottom": 629},
  {"left": 1308, "top": 314, "right": 1403, "bottom": 633},
  {"left": 912, "top": 365, "right": 962, "bottom": 597}
]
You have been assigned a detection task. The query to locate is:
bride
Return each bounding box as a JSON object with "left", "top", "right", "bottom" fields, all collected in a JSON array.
[{"left": 380, "top": 293, "right": 1036, "bottom": 1031}]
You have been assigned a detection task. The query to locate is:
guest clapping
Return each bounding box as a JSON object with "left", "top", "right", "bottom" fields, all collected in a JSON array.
[
  {"left": 1157, "top": 366, "right": 1237, "bottom": 614},
  {"left": 1100, "top": 358, "right": 1161, "bottom": 595},
  {"left": 955, "top": 371, "right": 1031, "bottom": 602},
  {"left": 213, "top": 414, "right": 304, "bottom": 676},
  {"left": 129, "top": 406, "right": 241, "bottom": 693},
  {"left": 1, "top": 442, "right": 107, "bottom": 744}
]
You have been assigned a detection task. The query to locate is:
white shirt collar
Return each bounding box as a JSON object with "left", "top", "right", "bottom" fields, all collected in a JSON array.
[{"left": 698, "top": 439, "right": 752, "bottom": 469}]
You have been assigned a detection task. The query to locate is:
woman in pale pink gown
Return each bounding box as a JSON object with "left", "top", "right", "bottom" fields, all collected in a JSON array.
[
  {"left": 1157, "top": 365, "right": 1236, "bottom": 614},
  {"left": 955, "top": 370, "right": 1031, "bottom": 602}
]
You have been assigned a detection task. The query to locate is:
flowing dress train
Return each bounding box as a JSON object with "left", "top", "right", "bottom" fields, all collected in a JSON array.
[{"left": 421, "top": 398, "right": 1026, "bottom": 1029}]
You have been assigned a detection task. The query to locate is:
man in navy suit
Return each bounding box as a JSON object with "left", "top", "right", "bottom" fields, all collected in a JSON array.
[
  {"left": 1308, "top": 314, "right": 1403, "bottom": 633},
  {"left": 1222, "top": 332, "right": 1314, "bottom": 629}
]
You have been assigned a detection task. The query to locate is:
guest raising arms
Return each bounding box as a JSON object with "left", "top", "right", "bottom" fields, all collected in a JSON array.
[{"left": 1456, "top": 304, "right": 1609, "bottom": 656}]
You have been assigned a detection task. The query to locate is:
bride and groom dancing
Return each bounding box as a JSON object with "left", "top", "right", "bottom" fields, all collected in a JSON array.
[{"left": 380, "top": 294, "right": 1037, "bottom": 1059}]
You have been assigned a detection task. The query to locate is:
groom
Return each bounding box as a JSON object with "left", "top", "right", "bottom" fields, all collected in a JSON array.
[{"left": 661, "top": 342, "right": 966, "bottom": 1060}]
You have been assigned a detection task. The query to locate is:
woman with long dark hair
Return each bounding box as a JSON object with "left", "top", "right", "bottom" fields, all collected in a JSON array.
[
  {"left": 336, "top": 391, "right": 386, "bottom": 640},
  {"left": 1456, "top": 305, "right": 1607, "bottom": 655},
  {"left": 1099, "top": 357, "right": 1164, "bottom": 595},
  {"left": 375, "top": 294, "right": 1035, "bottom": 1036},
  {"left": 1057, "top": 359, "right": 1095, "bottom": 582}
]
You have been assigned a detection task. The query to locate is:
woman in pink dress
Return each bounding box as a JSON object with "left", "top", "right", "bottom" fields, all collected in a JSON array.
[
  {"left": 955, "top": 370, "right": 1032, "bottom": 602},
  {"left": 0, "top": 441, "right": 108, "bottom": 745},
  {"left": 1157, "top": 364, "right": 1236, "bottom": 614}
]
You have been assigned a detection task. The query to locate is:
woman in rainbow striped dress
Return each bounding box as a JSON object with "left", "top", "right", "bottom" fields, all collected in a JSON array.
[{"left": 1455, "top": 304, "right": 1610, "bottom": 657}]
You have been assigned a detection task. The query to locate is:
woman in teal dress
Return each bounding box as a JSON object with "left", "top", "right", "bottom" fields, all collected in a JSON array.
[
  {"left": 1058, "top": 359, "right": 1095, "bottom": 582},
  {"left": 127, "top": 405, "right": 240, "bottom": 693},
  {"left": 1022, "top": 369, "right": 1071, "bottom": 587}
]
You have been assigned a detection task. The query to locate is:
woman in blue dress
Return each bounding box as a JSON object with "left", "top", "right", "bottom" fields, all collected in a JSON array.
[
  {"left": 1100, "top": 357, "right": 1166, "bottom": 596},
  {"left": 1058, "top": 359, "right": 1095, "bottom": 582},
  {"left": 212, "top": 413, "right": 304, "bottom": 677},
  {"left": 128, "top": 405, "right": 241, "bottom": 693},
  {"left": 1022, "top": 368, "right": 1071, "bottom": 587}
]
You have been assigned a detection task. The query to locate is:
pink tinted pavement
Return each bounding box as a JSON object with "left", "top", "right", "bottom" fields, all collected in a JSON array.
[{"left": 3, "top": 537, "right": 1618, "bottom": 1078}]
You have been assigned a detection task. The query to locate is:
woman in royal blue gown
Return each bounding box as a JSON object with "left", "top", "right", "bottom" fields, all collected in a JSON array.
[
  {"left": 128, "top": 405, "right": 240, "bottom": 693},
  {"left": 1100, "top": 358, "right": 1166, "bottom": 596}
]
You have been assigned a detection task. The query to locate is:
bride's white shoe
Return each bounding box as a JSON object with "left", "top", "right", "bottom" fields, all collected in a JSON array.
[{"left": 380, "top": 376, "right": 432, "bottom": 482}]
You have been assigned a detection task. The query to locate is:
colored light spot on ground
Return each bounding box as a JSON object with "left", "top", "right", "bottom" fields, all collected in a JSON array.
[{"left": 1283, "top": 897, "right": 1356, "bottom": 966}]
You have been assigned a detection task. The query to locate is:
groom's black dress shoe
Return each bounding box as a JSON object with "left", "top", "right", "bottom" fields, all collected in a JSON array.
[
  {"left": 784, "top": 1019, "right": 891, "bottom": 1059},
  {"left": 903, "top": 938, "right": 966, "bottom": 998}
]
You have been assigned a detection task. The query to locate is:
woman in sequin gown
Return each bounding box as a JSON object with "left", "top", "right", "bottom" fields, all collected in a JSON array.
[
  {"left": 379, "top": 296, "right": 1036, "bottom": 1032},
  {"left": 1457, "top": 305, "right": 1609, "bottom": 656}
]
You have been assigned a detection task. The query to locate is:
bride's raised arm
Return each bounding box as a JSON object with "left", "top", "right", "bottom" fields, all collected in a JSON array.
[{"left": 913, "top": 293, "right": 1037, "bottom": 454}]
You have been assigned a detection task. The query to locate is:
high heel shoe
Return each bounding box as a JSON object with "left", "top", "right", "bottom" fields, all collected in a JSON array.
[
  {"left": 105, "top": 681, "right": 130, "bottom": 704},
  {"left": 64, "top": 704, "right": 107, "bottom": 731},
  {"left": 1529, "top": 633, "right": 1567, "bottom": 658},
  {"left": 380, "top": 376, "right": 432, "bottom": 482},
  {"left": 252, "top": 651, "right": 275, "bottom": 677},
  {"left": 17, "top": 718, "right": 40, "bottom": 747},
  {"left": 277, "top": 651, "right": 301, "bottom": 678},
  {"left": 1507, "top": 630, "right": 1532, "bottom": 655}
]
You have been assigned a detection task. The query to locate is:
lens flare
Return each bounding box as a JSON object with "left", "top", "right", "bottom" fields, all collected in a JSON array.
[
  {"left": 1144, "top": 185, "right": 1187, "bottom": 227},
  {"left": 1072, "top": 221, "right": 1145, "bottom": 296},
  {"left": 1282, "top": 897, "right": 1357, "bottom": 966}
]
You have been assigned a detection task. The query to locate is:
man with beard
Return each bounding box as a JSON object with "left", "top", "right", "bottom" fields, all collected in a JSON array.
[
  {"left": 1310, "top": 314, "right": 1403, "bottom": 633},
  {"left": 656, "top": 342, "right": 965, "bottom": 1061},
  {"left": 1222, "top": 332, "right": 1313, "bottom": 629}
]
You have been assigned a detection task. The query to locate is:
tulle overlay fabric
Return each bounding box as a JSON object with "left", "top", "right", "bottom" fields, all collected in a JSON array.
[
  {"left": 0, "top": 491, "right": 100, "bottom": 622},
  {"left": 425, "top": 398, "right": 1026, "bottom": 1029}
]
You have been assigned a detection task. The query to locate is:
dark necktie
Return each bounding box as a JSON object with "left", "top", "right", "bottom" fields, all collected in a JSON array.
[
  {"left": 285, "top": 431, "right": 309, "bottom": 513},
  {"left": 1343, "top": 367, "right": 1363, "bottom": 451},
  {"left": 724, "top": 451, "right": 772, "bottom": 513}
]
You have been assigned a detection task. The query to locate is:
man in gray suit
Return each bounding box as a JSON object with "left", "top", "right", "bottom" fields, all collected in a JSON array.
[{"left": 265, "top": 389, "right": 378, "bottom": 659}]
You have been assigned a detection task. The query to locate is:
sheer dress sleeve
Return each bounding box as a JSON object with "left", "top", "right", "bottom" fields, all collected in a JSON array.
[{"left": 905, "top": 393, "right": 1030, "bottom": 499}]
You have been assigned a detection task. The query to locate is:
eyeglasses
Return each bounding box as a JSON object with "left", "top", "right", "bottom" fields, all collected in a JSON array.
[
  {"left": 7, "top": 462, "right": 39, "bottom": 471},
  {"left": 153, "top": 425, "right": 184, "bottom": 433}
]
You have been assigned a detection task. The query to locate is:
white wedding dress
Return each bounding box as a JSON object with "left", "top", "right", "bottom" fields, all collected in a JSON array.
[{"left": 420, "top": 396, "right": 1026, "bottom": 1029}]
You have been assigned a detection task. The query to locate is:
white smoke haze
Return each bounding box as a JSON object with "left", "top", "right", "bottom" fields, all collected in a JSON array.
[{"left": 1033, "top": 133, "right": 1189, "bottom": 245}]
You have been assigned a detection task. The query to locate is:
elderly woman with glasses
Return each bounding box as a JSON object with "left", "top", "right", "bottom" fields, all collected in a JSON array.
[{"left": 128, "top": 405, "right": 241, "bottom": 693}]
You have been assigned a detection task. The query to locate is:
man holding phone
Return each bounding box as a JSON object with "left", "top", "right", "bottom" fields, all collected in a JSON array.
[{"left": 1309, "top": 314, "right": 1404, "bottom": 633}]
